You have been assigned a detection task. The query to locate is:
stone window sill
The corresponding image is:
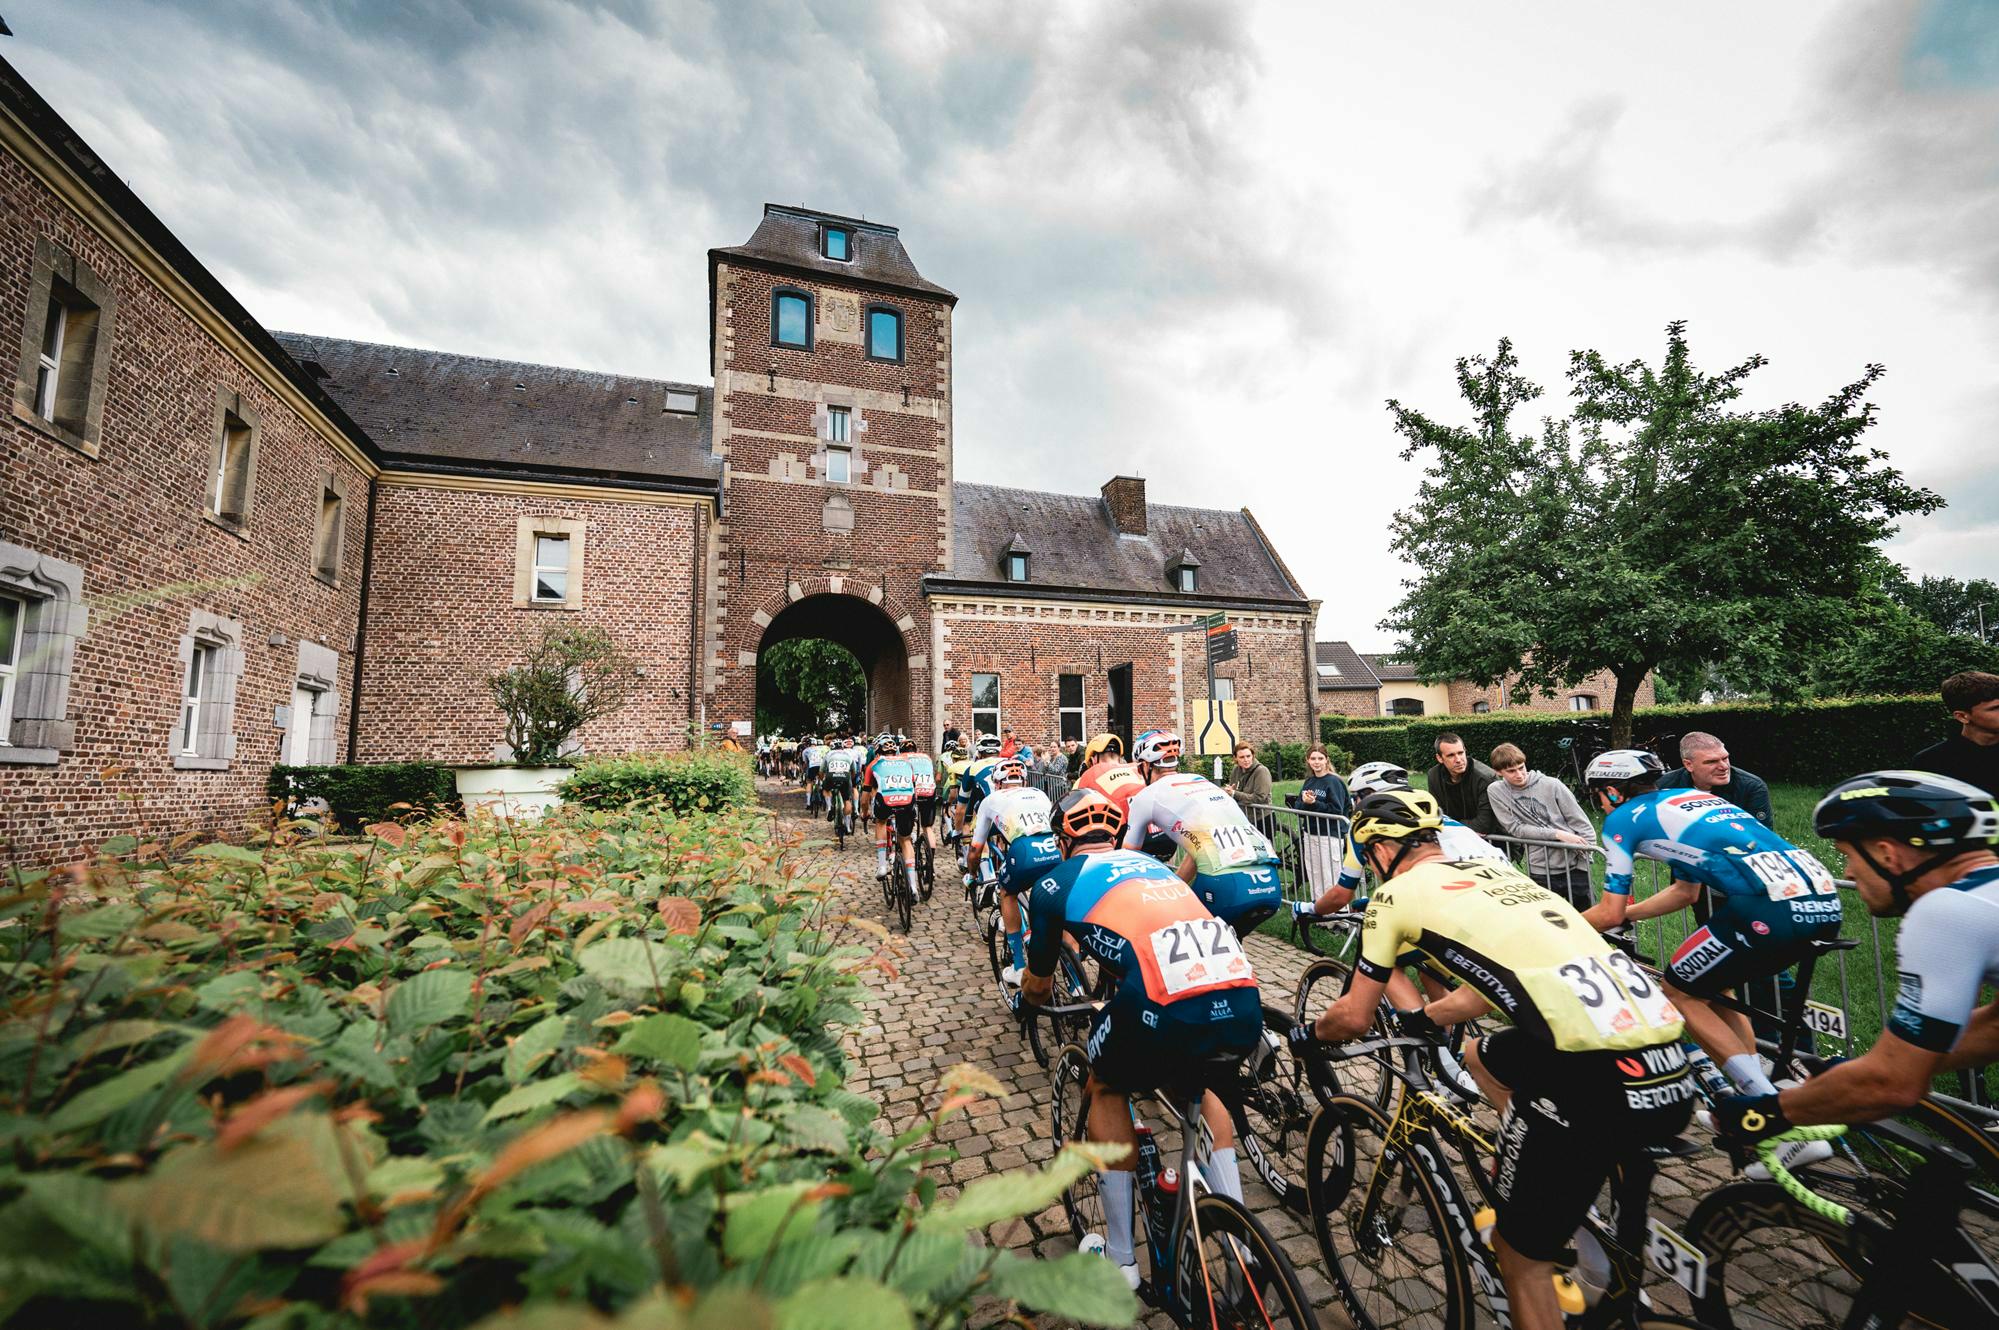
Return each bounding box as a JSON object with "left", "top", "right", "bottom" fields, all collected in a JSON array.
[
  {"left": 313, "top": 569, "right": 342, "bottom": 590},
  {"left": 10, "top": 400, "right": 99, "bottom": 459},
  {"left": 513, "top": 600, "right": 581, "bottom": 612},
  {"left": 200, "top": 510, "right": 251, "bottom": 541},
  {"left": 0, "top": 745, "right": 58, "bottom": 766},
  {"left": 173, "top": 754, "right": 231, "bottom": 771}
]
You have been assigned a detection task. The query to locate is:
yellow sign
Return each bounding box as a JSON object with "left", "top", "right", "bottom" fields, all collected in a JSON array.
[{"left": 1194, "top": 700, "right": 1240, "bottom": 756}]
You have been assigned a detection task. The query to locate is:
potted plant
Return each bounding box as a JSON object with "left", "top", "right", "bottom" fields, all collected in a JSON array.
[{"left": 458, "top": 625, "right": 634, "bottom": 818}]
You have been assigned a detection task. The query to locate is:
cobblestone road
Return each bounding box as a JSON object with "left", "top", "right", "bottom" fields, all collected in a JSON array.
[{"left": 769, "top": 784, "right": 1732, "bottom": 1327}]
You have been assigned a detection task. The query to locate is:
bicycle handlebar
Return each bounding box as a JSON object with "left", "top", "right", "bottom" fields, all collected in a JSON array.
[{"left": 1752, "top": 1126, "right": 1851, "bottom": 1224}]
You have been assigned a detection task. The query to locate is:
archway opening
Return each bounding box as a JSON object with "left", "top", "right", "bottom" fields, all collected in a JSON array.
[{"left": 754, "top": 594, "right": 911, "bottom": 739}]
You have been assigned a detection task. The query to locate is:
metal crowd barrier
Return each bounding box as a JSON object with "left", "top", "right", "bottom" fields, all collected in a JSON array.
[{"left": 1244, "top": 803, "right": 1352, "bottom": 909}]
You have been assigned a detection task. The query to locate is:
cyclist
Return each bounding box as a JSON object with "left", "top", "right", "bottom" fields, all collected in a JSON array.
[
  {"left": 956, "top": 733, "right": 1006, "bottom": 835},
  {"left": 1300, "top": 761, "right": 1509, "bottom": 918},
  {"left": 938, "top": 737, "right": 971, "bottom": 846},
  {"left": 1715, "top": 770, "right": 1999, "bottom": 1142},
  {"left": 1122, "top": 729, "right": 1284, "bottom": 933},
  {"left": 801, "top": 735, "right": 829, "bottom": 812},
  {"left": 1126, "top": 728, "right": 1190, "bottom": 861},
  {"left": 1074, "top": 732, "right": 1146, "bottom": 815},
  {"left": 863, "top": 734, "right": 921, "bottom": 900},
  {"left": 903, "top": 734, "right": 940, "bottom": 856},
  {"left": 1300, "top": 787, "right": 1691, "bottom": 1330},
  {"left": 822, "top": 736, "right": 860, "bottom": 829},
  {"left": 965, "top": 755, "right": 1062, "bottom": 985},
  {"left": 1580, "top": 749, "right": 1842, "bottom": 1102},
  {"left": 1023, "top": 788, "right": 1261, "bottom": 1291}
]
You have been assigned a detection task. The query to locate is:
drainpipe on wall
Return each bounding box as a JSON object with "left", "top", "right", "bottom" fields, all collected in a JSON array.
[
  {"left": 687, "top": 504, "right": 706, "bottom": 739},
  {"left": 344, "top": 474, "right": 379, "bottom": 763}
]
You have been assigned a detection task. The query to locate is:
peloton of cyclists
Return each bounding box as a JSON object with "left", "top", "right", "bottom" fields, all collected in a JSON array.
[
  {"left": 1120, "top": 728, "right": 1286, "bottom": 934},
  {"left": 964, "top": 755, "right": 1063, "bottom": 988}
]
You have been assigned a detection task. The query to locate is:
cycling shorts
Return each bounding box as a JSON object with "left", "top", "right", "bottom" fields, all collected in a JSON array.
[
  {"left": 1478, "top": 1027, "right": 1694, "bottom": 1261},
  {"left": 914, "top": 795, "right": 937, "bottom": 828},
  {"left": 1085, "top": 986, "right": 1262, "bottom": 1097},
  {"left": 1189, "top": 863, "right": 1283, "bottom": 935},
  {"left": 1665, "top": 905, "right": 1839, "bottom": 999},
  {"left": 873, "top": 799, "right": 917, "bottom": 839},
  {"left": 996, "top": 832, "right": 1063, "bottom": 897},
  {"left": 823, "top": 772, "right": 854, "bottom": 796}
]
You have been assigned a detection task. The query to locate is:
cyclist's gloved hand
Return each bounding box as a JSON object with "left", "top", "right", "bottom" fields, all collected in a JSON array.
[
  {"left": 1290, "top": 900, "right": 1321, "bottom": 920},
  {"left": 1712, "top": 1093, "right": 1790, "bottom": 1144},
  {"left": 1286, "top": 1022, "right": 1324, "bottom": 1058},
  {"left": 1394, "top": 1007, "right": 1446, "bottom": 1043}
]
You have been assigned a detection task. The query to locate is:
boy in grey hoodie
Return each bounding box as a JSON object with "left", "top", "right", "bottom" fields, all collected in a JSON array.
[{"left": 1485, "top": 742, "right": 1597, "bottom": 909}]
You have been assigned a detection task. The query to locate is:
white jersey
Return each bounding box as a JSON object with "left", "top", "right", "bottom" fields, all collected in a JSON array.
[
  {"left": 1120, "top": 772, "right": 1275, "bottom": 876},
  {"left": 973, "top": 786, "right": 1055, "bottom": 849},
  {"left": 823, "top": 747, "right": 859, "bottom": 778}
]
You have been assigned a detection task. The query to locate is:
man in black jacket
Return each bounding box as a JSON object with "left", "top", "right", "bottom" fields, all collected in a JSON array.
[
  {"left": 1425, "top": 732, "right": 1499, "bottom": 834},
  {"left": 1915, "top": 671, "right": 1999, "bottom": 800}
]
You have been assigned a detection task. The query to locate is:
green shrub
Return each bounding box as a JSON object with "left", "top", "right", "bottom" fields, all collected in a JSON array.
[
  {"left": 1256, "top": 741, "right": 1308, "bottom": 783},
  {"left": 561, "top": 749, "right": 756, "bottom": 814},
  {"left": 1341, "top": 724, "right": 1418, "bottom": 770},
  {"left": 267, "top": 761, "right": 458, "bottom": 831},
  {"left": 0, "top": 804, "right": 1133, "bottom": 1328}
]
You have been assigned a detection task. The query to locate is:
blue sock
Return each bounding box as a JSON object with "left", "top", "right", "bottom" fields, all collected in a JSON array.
[{"left": 1007, "top": 929, "right": 1026, "bottom": 969}]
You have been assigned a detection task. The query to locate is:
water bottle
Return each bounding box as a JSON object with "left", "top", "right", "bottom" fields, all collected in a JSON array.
[{"left": 1159, "top": 1167, "right": 1180, "bottom": 1201}]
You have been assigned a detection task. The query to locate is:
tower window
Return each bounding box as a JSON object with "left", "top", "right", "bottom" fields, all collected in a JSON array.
[
  {"left": 772, "top": 290, "right": 813, "bottom": 350},
  {"left": 822, "top": 226, "right": 851, "bottom": 261},
  {"left": 664, "top": 389, "right": 699, "bottom": 413},
  {"left": 866, "top": 304, "right": 903, "bottom": 363},
  {"left": 826, "top": 447, "right": 851, "bottom": 484},
  {"left": 1569, "top": 694, "right": 1597, "bottom": 712},
  {"left": 532, "top": 534, "right": 571, "bottom": 602},
  {"left": 827, "top": 405, "right": 851, "bottom": 443}
]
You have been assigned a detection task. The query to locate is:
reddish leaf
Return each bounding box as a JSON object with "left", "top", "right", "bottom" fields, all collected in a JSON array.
[
  {"left": 184, "top": 1016, "right": 301, "bottom": 1083},
  {"left": 657, "top": 896, "right": 700, "bottom": 935},
  {"left": 364, "top": 823, "right": 407, "bottom": 849},
  {"left": 343, "top": 1269, "right": 443, "bottom": 1315},
  {"left": 778, "top": 1054, "right": 817, "bottom": 1088},
  {"left": 617, "top": 1080, "right": 666, "bottom": 1132},
  {"left": 215, "top": 1081, "right": 331, "bottom": 1153},
  {"left": 508, "top": 901, "right": 553, "bottom": 948},
  {"left": 475, "top": 1110, "right": 612, "bottom": 1196},
  {"left": 557, "top": 899, "right": 620, "bottom": 915}
]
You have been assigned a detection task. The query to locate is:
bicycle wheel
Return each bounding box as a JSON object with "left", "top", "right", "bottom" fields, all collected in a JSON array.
[
  {"left": 1228, "top": 1002, "right": 1320, "bottom": 1215},
  {"left": 1171, "top": 1191, "right": 1317, "bottom": 1329},
  {"left": 1306, "top": 1094, "right": 1470, "bottom": 1330},
  {"left": 896, "top": 868, "right": 915, "bottom": 934},
  {"left": 1026, "top": 951, "right": 1090, "bottom": 1069},
  {"left": 1050, "top": 1045, "right": 1111, "bottom": 1250},
  {"left": 985, "top": 907, "right": 1016, "bottom": 1014},
  {"left": 916, "top": 835, "right": 935, "bottom": 901},
  {"left": 1294, "top": 955, "right": 1393, "bottom": 1112}
]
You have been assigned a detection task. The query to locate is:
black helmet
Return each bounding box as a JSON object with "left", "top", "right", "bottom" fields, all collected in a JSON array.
[
  {"left": 1815, "top": 770, "right": 1999, "bottom": 910},
  {"left": 1584, "top": 749, "right": 1666, "bottom": 796}
]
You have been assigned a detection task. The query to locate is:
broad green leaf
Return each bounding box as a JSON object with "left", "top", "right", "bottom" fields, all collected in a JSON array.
[
  {"left": 774, "top": 1278, "right": 911, "bottom": 1330},
  {"left": 989, "top": 1249, "right": 1140, "bottom": 1326},
  {"left": 722, "top": 1182, "right": 821, "bottom": 1262},
  {"left": 386, "top": 968, "right": 474, "bottom": 1036},
  {"left": 194, "top": 970, "right": 264, "bottom": 1012},
  {"left": 647, "top": 1132, "right": 732, "bottom": 1191},
  {"left": 65, "top": 1020, "right": 190, "bottom": 1060},
  {"left": 612, "top": 1012, "right": 702, "bottom": 1071},
  {"left": 320, "top": 1021, "right": 398, "bottom": 1089},
  {"left": 365, "top": 1154, "right": 444, "bottom": 1201},
  {"left": 691, "top": 1287, "right": 773, "bottom": 1330},
  {"left": 577, "top": 937, "right": 679, "bottom": 997},
  {"left": 48, "top": 1048, "right": 190, "bottom": 1133},
  {"left": 190, "top": 843, "right": 265, "bottom": 866},
  {"left": 482, "top": 1072, "right": 583, "bottom": 1124},
  {"left": 21, "top": 1172, "right": 135, "bottom": 1261},
  {"left": 824, "top": 1089, "right": 878, "bottom": 1129},
  {"left": 722, "top": 1230, "right": 859, "bottom": 1298},
  {"left": 851, "top": 1228, "right": 968, "bottom": 1297},
  {"left": 126, "top": 1132, "right": 344, "bottom": 1251},
  {"left": 504, "top": 1014, "right": 568, "bottom": 1084},
  {"left": 59, "top": 903, "right": 141, "bottom": 941},
  {"left": 403, "top": 852, "right": 458, "bottom": 887},
  {"left": 917, "top": 1146, "right": 1096, "bottom": 1232},
  {"left": 771, "top": 1103, "right": 848, "bottom": 1154}
]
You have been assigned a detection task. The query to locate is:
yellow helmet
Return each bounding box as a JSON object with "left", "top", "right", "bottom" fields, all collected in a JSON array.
[
  {"left": 1350, "top": 787, "right": 1444, "bottom": 847},
  {"left": 1082, "top": 733, "right": 1124, "bottom": 763}
]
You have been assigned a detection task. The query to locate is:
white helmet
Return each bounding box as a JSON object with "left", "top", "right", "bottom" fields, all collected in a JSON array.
[
  {"left": 1584, "top": 749, "right": 1665, "bottom": 793},
  {"left": 1134, "top": 729, "right": 1182, "bottom": 769},
  {"left": 994, "top": 757, "right": 1027, "bottom": 787},
  {"left": 1347, "top": 761, "right": 1410, "bottom": 797}
]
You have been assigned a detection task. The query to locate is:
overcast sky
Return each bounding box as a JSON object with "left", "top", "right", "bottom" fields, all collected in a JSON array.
[{"left": 7, "top": 0, "right": 1996, "bottom": 650}]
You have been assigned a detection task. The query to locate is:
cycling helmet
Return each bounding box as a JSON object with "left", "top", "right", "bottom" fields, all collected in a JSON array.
[
  {"left": 1082, "top": 733, "right": 1125, "bottom": 763},
  {"left": 1814, "top": 771, "right": 1999, "bottom": 910},
  {"left": 1134, "top": 729, "right": 1182, "bottom": 770},
  {"left": 975, "top": 734, "right": 1003, "bottom": 757},
  {"left": 1584, "top": 749, "right": 1666, "bottom": 798},
  {"left": 994, "top": 757, "right": 1027, "bottom": 787},
  {"left": 1347, "top": 761, "right": 1410, "bottom": 797},
  {"left": 1055, "top": 787, "right": 1125, "bottom": 851},
  {"left": 1350, "top": 787, "right": 1445, "bottom": 846},
  {"left": 876, "top": 734, "right": 900, "bottom": 755}
]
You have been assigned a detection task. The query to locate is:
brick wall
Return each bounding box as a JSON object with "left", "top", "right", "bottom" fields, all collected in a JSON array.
[
  {"left": 0, "top": 147, "right": 367, "bottom": 859},
  {"left": 1447, "top": 668, "right": 1656, "bottom": 716},
  {"left": 1319, "top": 688, "right": 1381, "bottom": 718},
  {"left": 355, "top": 483, "right": 701, "bottom": 763}
]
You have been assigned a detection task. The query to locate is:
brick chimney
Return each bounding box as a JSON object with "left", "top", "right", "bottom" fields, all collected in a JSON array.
[{"left": 1101, "top": 475, "right": 1148, "bottom": 537}]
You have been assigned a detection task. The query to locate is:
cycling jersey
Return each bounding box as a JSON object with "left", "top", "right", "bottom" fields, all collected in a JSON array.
[
  {"left": 823, "top": 747, "right": 859, "bottom": 781},
  {"left": 867, "top": 755, "right": 917, "bottom": 808},
  {"left": 1339, "top": 816, "right": 1504, "bottom": 891},
  {"left": 1358, "top": 858, "right": 1685, "bottom": 1053},
  {"left": 1027, "top": 848, "right": 1260, "bottom": 1093},
  {"left": 803, "top": 744, "right": 829, "bottom": 771},
  {"left": 971, "top": 786, "right": 1062, "bottom": 894},
  {"left": 905, "top": 751, "right": 938, "bottom": 799},
  {"left": 1884, "top": 862, "right": 1999, "bottom": 1052},
  {"left": 1076, "top": 761, "right": 1146, "bottom": 814},
  {"left": 1119, "top": 773, "right": 1278, "bottom": 876},
  {"left": 959, "top": 756, "right": 1002, "bottom": 807}
]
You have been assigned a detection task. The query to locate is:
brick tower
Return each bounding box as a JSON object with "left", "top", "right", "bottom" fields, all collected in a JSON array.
[{"left": 702, "top": 207, "right": 956, "bottom": 737}]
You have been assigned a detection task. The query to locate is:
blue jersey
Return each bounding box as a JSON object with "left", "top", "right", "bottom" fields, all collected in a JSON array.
[
  {"left": 1602, "top": 789, "right": 1841, "bottom": 919},
  {"left": 1026, "top": 849, "right": 1257, "bottom": 1017},
  {"left": 960, "top": 756, "right": 1002, "bottom": 805}
]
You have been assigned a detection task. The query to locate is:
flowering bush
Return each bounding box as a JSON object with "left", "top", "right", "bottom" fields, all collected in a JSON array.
[{"left": 0, "top": 804, "right": 1133, "bottom": 1328}]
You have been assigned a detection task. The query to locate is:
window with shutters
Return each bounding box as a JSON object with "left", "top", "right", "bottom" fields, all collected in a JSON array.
[{"left": 0, "top": 541, "right": 87, "bottom": 765}]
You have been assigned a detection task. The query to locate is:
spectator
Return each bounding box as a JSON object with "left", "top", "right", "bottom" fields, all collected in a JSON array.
[
  {"left": 1914, "top": 670, "right": 1999, "bottom": 800},
  {"left": 999, "top": 726, "right": 1019, "bottom": 758},
  {"left": 1063, "top": 737, "right": 1084, "bottom": 780},
  {"left": 1426, "top": 732, "right": 1499, "bottom": 834},
  {"left": 942, "top": 725, "right": 961, "bottom": 754},
  {"left": 1286, "top": 746, "right": 1352, "bottom": 898},
  {"left": 1485, "top": 742, "right": 1596, "bottom": 909},
  {"left": 1227, "top": 741, "right": 1272, "bottom": 810},
  {"left": 1657, "top": 731, "right": 1773, "bottom": 826}
]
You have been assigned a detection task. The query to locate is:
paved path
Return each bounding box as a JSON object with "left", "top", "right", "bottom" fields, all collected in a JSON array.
[{"left": 767, "top": 783, "right": 1727, "bottom": 1327}]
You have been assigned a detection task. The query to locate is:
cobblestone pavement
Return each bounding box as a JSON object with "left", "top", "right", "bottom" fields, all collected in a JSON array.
[{"left": 768, "top": 784, "right": 1743, "bottom": 1327}]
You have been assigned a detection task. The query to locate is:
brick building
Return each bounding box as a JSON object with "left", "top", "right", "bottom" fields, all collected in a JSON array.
[
  {"left": 1314, "top": 640, "right": 1654, "bottom": 718},
  {"left": 0, "top": 54, "right": 1316, "bottom": 862}
]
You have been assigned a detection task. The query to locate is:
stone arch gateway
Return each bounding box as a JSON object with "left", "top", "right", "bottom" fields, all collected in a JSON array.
[{"left": 753, "top": 592, "right": 915, "bottom": 736}]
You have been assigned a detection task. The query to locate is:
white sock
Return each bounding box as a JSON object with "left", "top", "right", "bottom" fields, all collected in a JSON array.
[
  {"left": 1724, "top": 1053, "right": 1778, "bottom": 1096},
  {"left": 1204, "top": 1147, "right": 1245, "bottom": 1205},
  {"left": 876, "top": 847, "right": 889, "bottom": 874},
  {"left": 1100, "top": 1169, "right": 1136, "bottom": 1267}
]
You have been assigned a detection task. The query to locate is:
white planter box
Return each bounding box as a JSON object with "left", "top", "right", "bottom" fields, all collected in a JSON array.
[{"left": 454, "top": 766, "right": 570, "bottom": 820}]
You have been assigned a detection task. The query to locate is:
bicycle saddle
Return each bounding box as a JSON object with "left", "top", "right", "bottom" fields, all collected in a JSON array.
[{"left": 1157, "top": 1053, "right": 1244, "bottom": 1104}]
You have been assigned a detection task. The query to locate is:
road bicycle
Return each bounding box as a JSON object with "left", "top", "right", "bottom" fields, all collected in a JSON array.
[
  {"left": 914, "top": 826, "right": 935, "bottom": 902},
  {"left": 1302, "top": 1032, "right": 1719, "bottom": 1330},
  {"left": 983, "top": 917, "right": 1091, "bottom": 1066},
  {"left": 1686, "top": 1121, "right": 1999, "bottom": 1329},
  {"left": 1043, "top": 1019, "right": 1320, "bottom": 1329},
  {"left": 825, "top": 780, "right": 854, "bottom": 850}
]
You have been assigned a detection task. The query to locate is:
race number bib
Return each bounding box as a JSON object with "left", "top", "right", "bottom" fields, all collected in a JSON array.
[
  {"left": 1745, "top": 850, "right": 1838, "bottom": 901},
  {"left": 1551, "top": 953, "right": 1679, "bottom": 1041},
  {"left": 1200, "top": 823, "right": 1275, "bottom": 869},
  {"left": 1149, "top": 918, "right": 1253, "bottom": 997},
  {"left": 1006, "top": 807, "right": 1053, "bottom": 839}
]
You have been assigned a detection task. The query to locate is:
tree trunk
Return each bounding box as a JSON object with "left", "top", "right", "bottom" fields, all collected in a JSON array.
[{"left": 1609, "top": 666, "right": 1646, "bottom": 749}]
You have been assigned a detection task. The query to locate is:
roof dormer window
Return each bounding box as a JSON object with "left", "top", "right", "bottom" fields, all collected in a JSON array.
[
  {"left": 1002, "top": 533, "right": 1031, "bottom": 583},
  {"left": 664, "top": 389, "right": 699, "bottom": 413},
  {"left": 822, "top": 226, "right": 851, "bottom": 262},
  {"left": 1168, "top": 549, "right": 1202, "bottom": 593}
]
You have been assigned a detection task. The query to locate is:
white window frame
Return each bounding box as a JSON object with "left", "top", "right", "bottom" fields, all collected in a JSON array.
[
  {"left": 1176, "top": 565, "right": 1197, "bottom": 593},
  {"left": 1569, "top": 694, "right": 1597, "bottom": 712},
  {"left": 1006, "top": 552, "right": 1029, "bottom": 582},
  {"left": 827, "top": 405, "right": 851, "bottom": 443},
  {"left": 664, "top": 388, "right": 699, "bottom": 413},
  {"left": 826, "top": 446, "right": 852, "bottom": 485},
  {"left": 531, "top": 533, "right": 571, "bottom": 604},
  {"left": 971, "top": 672, "right": 1001, "bottom": 739},
  {"left": 32, "top": 296, "right": 63, "bottom": 420},
  {"left": 181, "top": 642, "right": 213, "bottom": 756},
  {"left": 1213, "top": 676, "right": 1236, "bottom": 702},
  {"left": 1316, "top": 664, "right": 1339, "bottom": 680},
  {"left": 0, "top": 593, "right": 21, "bottom": 745},
  {"left": 1058, "top": 673, "right": 1085, "bottom": 744}
]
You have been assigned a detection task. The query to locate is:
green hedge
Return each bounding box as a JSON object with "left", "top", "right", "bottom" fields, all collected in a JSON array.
[
  {"left": 561, "top": 749, "right": 757, "bottom": 813},
  {"left": 1321, "top": 695, "right": 1949, "bottom": 787},
  {"left": 267, "top": 761, "right": 458, "bottom": 831}
]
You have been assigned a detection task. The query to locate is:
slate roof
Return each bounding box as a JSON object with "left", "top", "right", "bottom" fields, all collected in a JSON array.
[
  {"left": 710, "top": 205, "right": 956, "bottom": 303},
  {"left": 271, "top": 333, "right": 719, "bottom": 489},
  {"left": 1315, "top": 641, "right": 1381, "bottom": 690},
  {"left": 1363, "top": 653, "right": 1419, "bottom": 681},
  {"left": 944, "top": 483, "right": 1307, "bottom": 605}
]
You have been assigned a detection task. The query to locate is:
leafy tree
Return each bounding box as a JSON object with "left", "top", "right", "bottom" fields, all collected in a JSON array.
[
  {"left": 1883, "top": 568, "right": 1999, "bottom": 640},
  {"left": 486, "top": 624, "right": 634, "bottom": 764},
  {"left": 1382, "top": 322, "right": 1942, "bottom": 746},
  {"left": 756, "top": 638, "right": 866, "bottom": 737},
  {"left": 1808, "top": 596, "right": 1999, "bottom": 697}
]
